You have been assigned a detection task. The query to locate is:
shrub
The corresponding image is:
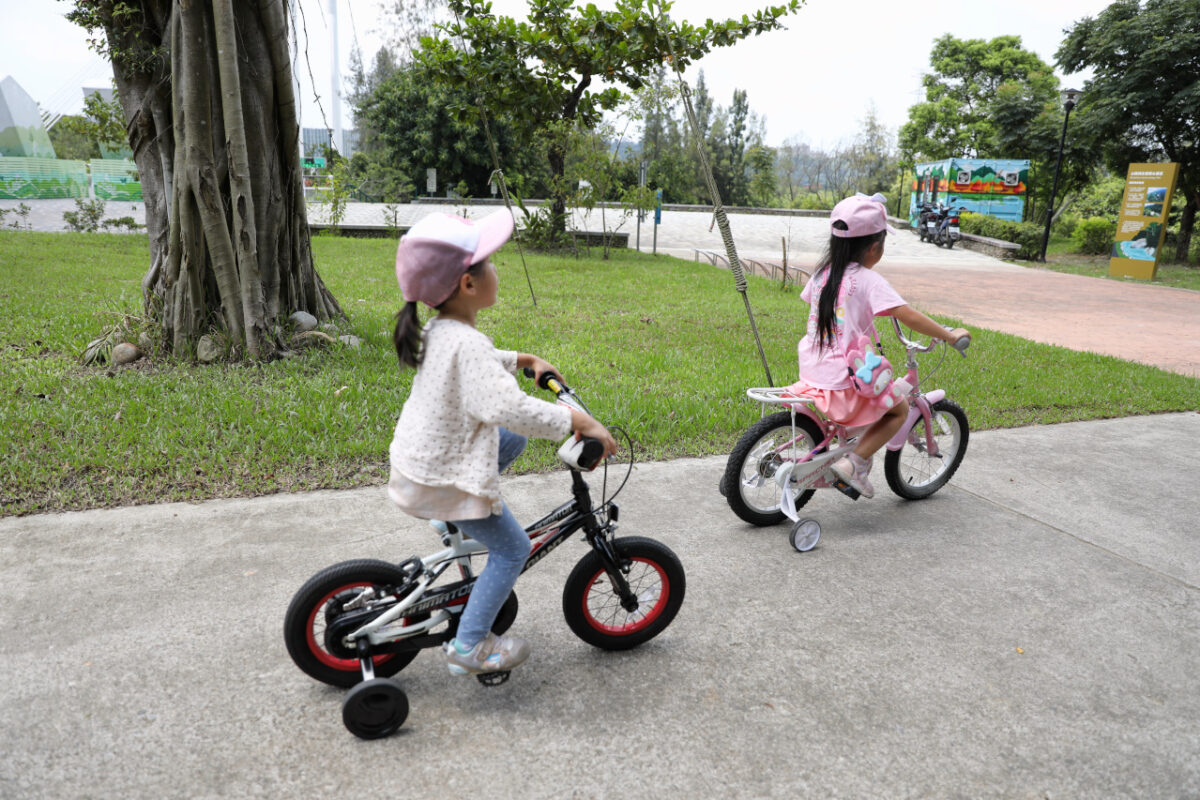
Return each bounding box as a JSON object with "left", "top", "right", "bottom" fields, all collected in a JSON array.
[
  {"left": 513, "top": 201, "right": 571, "bottom": 252},
  {"left": 1053, "top": 212, "right": 1079, "bottom": 239},
  {"left": 101, "top": 216, "right": 144, "bottom": 232},
  {"left": 959, "top": 212, "right": 1043, "bottom": 260},
  {"left": 62, "top": 198, "right": 107, "bottom": 233},
  {"left": 1072, "top": 217, "right": 1116, "bottom": 255},
  {"left": 1067, "top": 174, "right": 1125, "bottom": 221}
]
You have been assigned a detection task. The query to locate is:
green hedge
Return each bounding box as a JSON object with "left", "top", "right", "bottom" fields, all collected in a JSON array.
[
  {"left": 959, "top": 212, "right": 1043, "bottom": 260},
  {"left": 1072, "top": 217, "right": 1116, "bottom": 255}
]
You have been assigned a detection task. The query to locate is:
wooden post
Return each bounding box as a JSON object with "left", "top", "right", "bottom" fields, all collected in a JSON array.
[{"left": 780, "top": 236, "right": 788, "bottom": 289}]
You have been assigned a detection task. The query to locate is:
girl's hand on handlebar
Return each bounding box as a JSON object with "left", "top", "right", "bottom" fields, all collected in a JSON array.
[
  {"left": 943, "top": 327, "right": 969, "bottom": 344},
  {"left": 570, "top": 409, "right": 618, "bottom": 460},
  {"left": 942, "top": 326, "right": 971, "bottom": 355},
  {"left": 518, "top": 353, "right": 562, "bottom": 387}
]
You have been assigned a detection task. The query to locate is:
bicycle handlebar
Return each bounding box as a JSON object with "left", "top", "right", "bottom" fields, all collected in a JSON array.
[
  {"left": 520, "top": 364, "right": 576, "bottom": 398},
  {"left": 522, "top": 367, "right": 604, "bottom": 470},
  {"left": 890, "top": 317, "right": 970, "bottom": 358}
]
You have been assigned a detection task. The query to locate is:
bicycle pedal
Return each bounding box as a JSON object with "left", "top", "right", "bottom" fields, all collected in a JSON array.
[
  {"left": 476, "top": 670, "right": 511, "bottom": 687},
  {"left": 833, "top": 479, "right": 861, "bottom": 500}
]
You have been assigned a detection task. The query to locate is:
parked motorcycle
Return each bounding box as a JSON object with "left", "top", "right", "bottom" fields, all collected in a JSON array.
[
  {"left": 916, "top": 201, "right": 938, "bottom": 242},
  {"left": 921, "top": 202, "right": 947, "bottom": 243},
  {"left": 932, "top": 203, "right": 967, "bottom": 248}
]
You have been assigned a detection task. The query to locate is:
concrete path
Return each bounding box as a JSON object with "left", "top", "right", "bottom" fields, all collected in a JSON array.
[{"left": 1, "top": 413, "right": 1198, "bottom": 798}]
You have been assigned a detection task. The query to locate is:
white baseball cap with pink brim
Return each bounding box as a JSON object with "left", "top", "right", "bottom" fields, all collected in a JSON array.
[
  {"left": 395, "top": 210, "right": 514, "bottom": 307},
  {"left": 830, "top": 193, "right": 898, "bottom": 238}
]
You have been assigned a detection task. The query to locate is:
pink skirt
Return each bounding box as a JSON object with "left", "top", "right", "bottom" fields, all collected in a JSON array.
[{"left": 785, "top": 381, "right": 891, "bottom": 428}]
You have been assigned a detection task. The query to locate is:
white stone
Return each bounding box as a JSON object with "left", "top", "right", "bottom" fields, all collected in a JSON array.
[
  {"left": 110, "top": 342, "right": 143, "bottom": 366},
  {"left": 288, "top": 311, "right": 318, "bottom": 332},
  {"left": 196, "top": 335, "right": 222, "bottom": 362}
]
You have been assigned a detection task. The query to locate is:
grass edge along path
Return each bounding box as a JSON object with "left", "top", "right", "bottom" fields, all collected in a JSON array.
[
  {"left": 2, "top": 231, "right": 1198, "bottom": 516},
  {"left": 1033, "top": 237, "right": 1200, "bottom": 292}
]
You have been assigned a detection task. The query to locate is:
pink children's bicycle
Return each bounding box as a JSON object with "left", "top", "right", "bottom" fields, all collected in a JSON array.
[{"left": 720, "top": 318, "right": 971, "bottom": 552}]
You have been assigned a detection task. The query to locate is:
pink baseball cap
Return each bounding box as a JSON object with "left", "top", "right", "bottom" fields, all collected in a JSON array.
[
  {"left": 395, "top": 210, "right": 515, "bottom": 307},
  {"left": 830, "top": 193, "right": 897, "bottom": 238}
]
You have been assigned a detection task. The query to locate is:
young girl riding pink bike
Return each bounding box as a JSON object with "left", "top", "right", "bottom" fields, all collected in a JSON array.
[{"left": 722, "top": 194, "right": 972, "bottom": 551}]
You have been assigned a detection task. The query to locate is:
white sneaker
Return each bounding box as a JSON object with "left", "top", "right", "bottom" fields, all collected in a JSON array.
[{"left": 444, "top": 632, "right": 531, "bottom": 675}]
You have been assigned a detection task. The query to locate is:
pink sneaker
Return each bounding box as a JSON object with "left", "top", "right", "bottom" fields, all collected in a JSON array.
[{"left": 831, "top": 453, "right": 875, "bottom": 499}]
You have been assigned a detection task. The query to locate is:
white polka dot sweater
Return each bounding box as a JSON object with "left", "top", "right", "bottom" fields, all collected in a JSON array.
[{"left": 389, "top": 317, "right": 573, "bottom": 518}]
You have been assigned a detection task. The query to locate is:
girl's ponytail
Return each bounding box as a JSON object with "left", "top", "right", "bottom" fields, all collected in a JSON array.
[
  {"left": 393, "top": 301, "right": 423, "bottom": 369},
  {"left": 815, "top": 220, "right": 885, "bottom": 349}
]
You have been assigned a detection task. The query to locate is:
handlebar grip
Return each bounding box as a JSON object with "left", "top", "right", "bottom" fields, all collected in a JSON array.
[
  {"left": 557, "top": 435, "right": 605, "bottom": 471},
  {"left": 951, "top": 335, "right": 971, "bottom": 355},
  {"left": 522, "top": 366, "right": 564, "bottom": 392}
]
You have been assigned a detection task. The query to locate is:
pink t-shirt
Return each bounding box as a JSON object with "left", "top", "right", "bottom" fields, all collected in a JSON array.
[{"left": 797, "top": 263, "right": 906, "bottom": 389}]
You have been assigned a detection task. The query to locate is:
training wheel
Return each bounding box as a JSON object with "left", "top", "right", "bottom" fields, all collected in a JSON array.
[
  {"left": 476, "top": 670, "right": 511, "bottom": 687},
  {"left": 789, "top": 518, "right": 821, "bottom": 552},
  {"left": 342, "top": 678, "right": 409, "bottom": 740}
]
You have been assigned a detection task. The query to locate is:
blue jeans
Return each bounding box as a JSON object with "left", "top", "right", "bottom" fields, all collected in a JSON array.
[{"left": 450, "top": 428, "right": 529, "bottom": 648}]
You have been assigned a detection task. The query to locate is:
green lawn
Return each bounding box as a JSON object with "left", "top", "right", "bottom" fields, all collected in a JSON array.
[
  {"left": 1034, "top": 236, "right": 1200, "bottom": 291},
  {"left": 2, "top": 230, "right": 1198, "bottom": 516}
]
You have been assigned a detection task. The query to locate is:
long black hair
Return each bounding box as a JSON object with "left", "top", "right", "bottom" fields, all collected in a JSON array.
[
  {"left": 814, "top": 220, "right": 886, "bottom": 349},
  {"left": 392, "top": 260, "right": 486, "bottom": 369}
]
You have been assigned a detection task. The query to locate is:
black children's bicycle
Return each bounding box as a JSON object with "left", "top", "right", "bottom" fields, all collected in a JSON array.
[{"left": 283, "top": 370, "right": 686, "bottom": 739}]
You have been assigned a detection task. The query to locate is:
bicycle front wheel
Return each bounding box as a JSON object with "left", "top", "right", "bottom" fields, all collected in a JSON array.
[
  {"left": 884, "top": 399, "right": 969, "bottom": 499},
  {"left": 562, "top": 537, "right": 685, "bottom": 651},
  {"left": 723, "top": 411, "right": 823, "bottom": 526}
]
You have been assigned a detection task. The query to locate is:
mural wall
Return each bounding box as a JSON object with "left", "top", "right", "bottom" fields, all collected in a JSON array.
[
  {"left": 0, "top": 158, "right": 141, "bottom": 201},
  {"left": 909, "top": 158, "right": 1030, "bottom": 225}
]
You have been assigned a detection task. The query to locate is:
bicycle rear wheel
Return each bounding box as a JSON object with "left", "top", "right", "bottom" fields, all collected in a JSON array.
[
  {"left": 884, "top": 399, "right": 969, "bottom": 499},
  {"left": 284, "top": 560, "right": 419, "bottom": 688},
  {"left": 723, "top": 411, "right": 823, "bottom": 526}
]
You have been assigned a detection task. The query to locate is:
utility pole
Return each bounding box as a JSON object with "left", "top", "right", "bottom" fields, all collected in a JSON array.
[
  {"left": 1040, "top": 89, "right": 1082, "bottom": 262},
  {"left": 327, "top": 0, "right": 342, "bottom": 154}
]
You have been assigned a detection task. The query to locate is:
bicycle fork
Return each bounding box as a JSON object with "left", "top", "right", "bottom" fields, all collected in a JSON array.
[
  {"left": 887, "top": 390, "right": 946, "bottom": 456},
  {"left": 571, "top": 470, "right": 638, "bottom": 613}
]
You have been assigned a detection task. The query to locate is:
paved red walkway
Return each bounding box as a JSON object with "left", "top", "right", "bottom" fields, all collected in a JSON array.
[
  {"left": 753, "top": 250, "right": 1200, "bottom": 380},
  {"left": 872, "top": 259, "right": 1200, "bottom": 379}
]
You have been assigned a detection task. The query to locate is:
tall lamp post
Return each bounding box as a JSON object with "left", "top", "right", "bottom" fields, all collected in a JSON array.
[{"left": 1040, "top": 88, "right": 1083, "bottom": 262}]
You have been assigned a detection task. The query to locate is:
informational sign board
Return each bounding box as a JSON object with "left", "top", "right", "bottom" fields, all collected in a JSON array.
[{"left": 1109, "top": 162, "right": 1179, "bottom": 280}]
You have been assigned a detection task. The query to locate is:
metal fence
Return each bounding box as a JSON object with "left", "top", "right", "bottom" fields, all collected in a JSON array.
[{"left": 693, "top": 249, "right": 812, "bottom": 285}]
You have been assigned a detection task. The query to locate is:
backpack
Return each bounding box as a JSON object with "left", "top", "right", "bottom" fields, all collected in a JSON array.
[{"left": 845, "top": 334, "right": 900, "bottom": 408}]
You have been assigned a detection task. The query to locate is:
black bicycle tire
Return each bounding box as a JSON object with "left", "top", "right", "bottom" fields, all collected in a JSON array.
[
  {"left": 284, "top": 560, "right": 419, "bottom": 688},
  {"left": 723, "top": 411, "right": 823, "bottom": 526},
  {"left": 562, "top": 536, "right": 685, "bottom": 651}
]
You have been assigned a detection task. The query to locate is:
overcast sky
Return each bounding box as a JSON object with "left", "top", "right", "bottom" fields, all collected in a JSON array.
[{"left": 4, "top": 0, "right": 1113, "bottom": 149}]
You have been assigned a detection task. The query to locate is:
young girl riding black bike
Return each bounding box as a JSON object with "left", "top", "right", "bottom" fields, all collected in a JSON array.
[{"left": 388, "top": 210, "right": 617, "bottom": 676}]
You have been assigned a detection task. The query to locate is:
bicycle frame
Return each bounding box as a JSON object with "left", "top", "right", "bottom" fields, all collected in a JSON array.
[{"left": 343, "top": 469, "right": 627, "bottom": 656}]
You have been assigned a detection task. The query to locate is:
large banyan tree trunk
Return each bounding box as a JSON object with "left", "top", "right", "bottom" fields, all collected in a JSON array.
[{"left": 78, "top": 0, "right": 341, "bottom": 359}]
